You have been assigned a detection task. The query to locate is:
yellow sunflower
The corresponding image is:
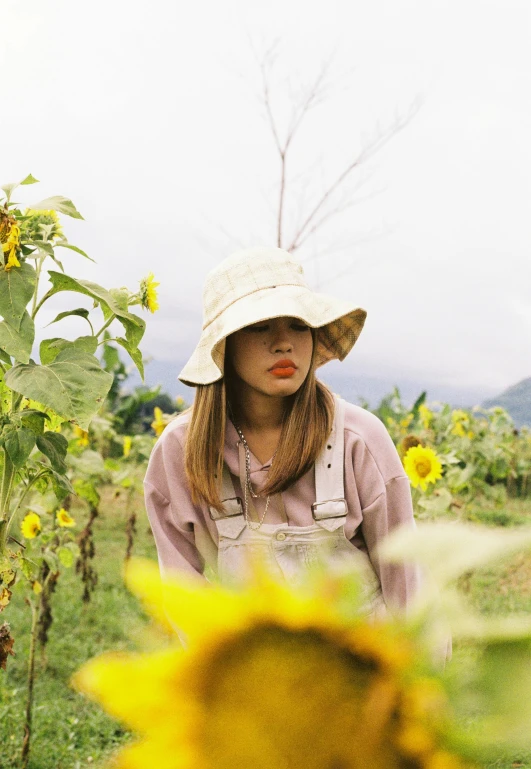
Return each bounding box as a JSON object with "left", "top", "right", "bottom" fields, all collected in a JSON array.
[
  {"left": 451, "top": 422, "right": 466, "bottom": 438},
  {"left": 73, "top": 425, "right": 89, "bottom": 446},
  {"left": 22, "top": 208, "right": 64, "bottom": 240},
  {"left": 403, "top": 446, "right": 443, "bottom": 491},
  {"left": 418, "top": 404, "right": 433, "bottom": 430},
  {"left": 140, "top": 273, "right": 160, "bottom": 313},
  {"left": 1, "top": 222, "right": 21, "bottom": 271},
  {"left": 400, "top": 433, "right": 422, "bottom": 458},
  {"left": 151, "top": 406, "right": 167, "bottom": 437},
  {"left": 56, "top": 508, "right": 76, "bottom": 528},
  {"left": 72, "top": 559, "right": 473, "bottom": 769},
  {"left": 123, "top": 436, "right": 132, "bottom": 458},
  {"left": 450, "top": 410, "right": 470, "bottom": 438},
  {"left": 21, "top": 512, "right": 42, "bottom": 539},
  {"left": 451, "top": 410, "right": 469, "bottom": 424}
]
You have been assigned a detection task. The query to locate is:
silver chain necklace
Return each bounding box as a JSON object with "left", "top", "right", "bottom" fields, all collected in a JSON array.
[{"left": 228, "top": 404, "right": 276, "bottom": 530}]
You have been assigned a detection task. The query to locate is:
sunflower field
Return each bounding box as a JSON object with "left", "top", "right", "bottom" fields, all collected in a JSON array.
[{"left": 2, "top": 175, "right": 531, "bottom": 768}]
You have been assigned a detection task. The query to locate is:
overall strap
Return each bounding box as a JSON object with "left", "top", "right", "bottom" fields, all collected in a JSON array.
[
  {"left": 312, "top": 395, "right": 347, "bottom": 524},
  {"left": 209, "top": 464, "right": 247, "bottom": 537}
]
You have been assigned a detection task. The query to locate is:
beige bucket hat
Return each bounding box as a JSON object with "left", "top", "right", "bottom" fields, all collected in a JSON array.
[{"left": 178, "top": 246, "right": 367, "bottom": 386}]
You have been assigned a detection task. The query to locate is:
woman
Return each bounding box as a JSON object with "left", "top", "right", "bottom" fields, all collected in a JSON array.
[{"left": 144, "top": 246, "right": 420, "bottom": 617}]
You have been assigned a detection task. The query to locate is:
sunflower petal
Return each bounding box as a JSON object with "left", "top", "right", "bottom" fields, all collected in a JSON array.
[
  {"left": 71, "top": 648, "right": 190, "bottom": 733},
  {"left": 125, "top": 558, "right": 249, "bottom": 641},
  {"left": 109, "top": 736, "right": 196, "bottom": 769}
]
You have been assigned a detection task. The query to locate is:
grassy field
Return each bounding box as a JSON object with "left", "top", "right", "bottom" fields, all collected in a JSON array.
[
  {"left": 1, "top": 489, "right": 531, "bottom": 768},
  {"left": 0, "top": 488, "right": 159, "bottom": 769}
]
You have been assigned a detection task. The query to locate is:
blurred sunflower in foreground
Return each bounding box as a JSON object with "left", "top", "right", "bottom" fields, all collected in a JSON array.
[{"left": 73, "top": 523, "right": 531, "bottom": 769}]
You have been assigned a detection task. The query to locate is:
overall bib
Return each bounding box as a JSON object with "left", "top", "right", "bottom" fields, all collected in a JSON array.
[{"left": 209, "top": 397, "right": 385, "bottom": 616}]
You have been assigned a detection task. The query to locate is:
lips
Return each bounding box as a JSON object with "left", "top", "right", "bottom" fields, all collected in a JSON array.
[{"left": 269, "top": 359, "right": 297, "bottom": 377}]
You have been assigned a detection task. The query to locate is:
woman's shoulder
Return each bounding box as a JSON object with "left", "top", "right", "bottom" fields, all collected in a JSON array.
[
  {"left": 340, "top": 398, "right": 392, "bottom": 446},
  {"left": 157, "top": 408, "right": 192, "bottom": 447}
]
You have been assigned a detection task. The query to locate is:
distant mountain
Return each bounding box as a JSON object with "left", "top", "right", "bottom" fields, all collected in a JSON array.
[
  {"left": 481, "top": 377, "right": 531, "bottom": 429},
  {"left": 124, "top": 358, "right": 504, "bottom": 414}
]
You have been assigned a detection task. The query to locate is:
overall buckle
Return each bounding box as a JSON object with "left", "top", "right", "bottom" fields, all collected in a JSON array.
[
  {"left": 209, "top": 497, "right": 243, "bottom": 521},
  {"left": 311, "top": 498, "right": 348, "bottom": 521}
]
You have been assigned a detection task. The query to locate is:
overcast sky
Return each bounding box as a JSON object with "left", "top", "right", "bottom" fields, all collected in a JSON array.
[{"left": 2, "top": 0, "right": 530, "bottom": 397}]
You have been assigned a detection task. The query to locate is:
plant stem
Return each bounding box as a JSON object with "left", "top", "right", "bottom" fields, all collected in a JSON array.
[
  {"left": 0, "top": 520, "right": 7, "bottom": 556},
  {"left": 0, "top": 449, "right": 15, "bottom": 519},
  {"left": 95, "top": 314, "right": 116, "bottom": 338},
  {"left": 31, "top": 288, "right": 53, "bottom": 320},
  {"left": 7, "top": 472, "right": 47, "bottom": 533},
  {"left": 30, "top": 255, "right": 44, "bottom": 318},
  {"left": 0, "top": 450, "right": 16, "bottom": 557},
  {"left": 21, "top": 598, "right": 39, "bottom": 768}
]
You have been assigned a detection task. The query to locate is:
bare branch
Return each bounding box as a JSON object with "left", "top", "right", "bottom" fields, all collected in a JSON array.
[
  {"left": 286, "top": 94, "right": 425, "bottom": 252},
  {"left": 250, "top": 41, "right": 339, "bottom": 249},
  {"left": 291, "top": 184, "right": 388, "bottom": 255},
  {"left": 308, "top": 222, "right": 401, "bottom": 290}
]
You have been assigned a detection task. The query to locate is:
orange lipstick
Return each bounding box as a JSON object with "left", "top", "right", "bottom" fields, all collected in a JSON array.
[{"left": 269, "top": 359, "right": 297, "bottom": 377}]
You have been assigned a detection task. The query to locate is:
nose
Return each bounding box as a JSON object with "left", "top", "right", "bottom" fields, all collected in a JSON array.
[{"left": 270, "top": 326, "right": 293, "bottom": 354}]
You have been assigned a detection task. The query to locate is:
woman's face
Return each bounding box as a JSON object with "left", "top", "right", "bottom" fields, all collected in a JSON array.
[{"left": 226, "top": 316, "right": 314, "bottom": 398}]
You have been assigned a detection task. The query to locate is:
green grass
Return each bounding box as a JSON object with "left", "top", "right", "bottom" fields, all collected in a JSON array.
[
  {"left": 447, "top": 495, "right": 531, "bottom": 768},
  {"left": 1, "top": 489, "right": 531, "bottom": 768},
  {"left": 0, "top": 488, "right": 158, "bottom": 769}
]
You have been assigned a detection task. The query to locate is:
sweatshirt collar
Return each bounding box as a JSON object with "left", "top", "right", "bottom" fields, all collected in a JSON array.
[{"left": 224, "top": 418, "right": 274, "bottom": 476}]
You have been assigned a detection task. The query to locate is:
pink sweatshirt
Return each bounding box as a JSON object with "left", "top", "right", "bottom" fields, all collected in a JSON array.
[{"left": 144, "top": 399, "right": 420, "bottom": 612}]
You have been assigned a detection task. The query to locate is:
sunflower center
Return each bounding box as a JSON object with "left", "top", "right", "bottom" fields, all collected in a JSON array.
[
  {"left": 196, "top": 624, "right": 417, "bottom": 769},
  {"left": 415, "top": 459, "right": 432, "bottom": 478}
]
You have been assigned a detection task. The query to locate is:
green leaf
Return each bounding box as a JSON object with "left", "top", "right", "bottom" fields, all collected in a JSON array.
[
  {"left": 54, "top": 242, "right": 96, "bottom": 263},
  {"left": 27, "top": 195, "right": 84, "bottom": 220},
  {"left": 20, "top": 174, "right": 39, "bottom": 186},
  {"left": 20, "top": 557, "right": 35, "bottom": 580},
  {"left": 4, "top": 427, "right": 36, "bottom": 468},
  {"left": 36, "top": 431, "right": 68, "bottom": 473},
  {"left": 115, "top": 336, "right": 144, "bottom": 380},
  {"left": 47, "top": 467, "right": 74, "bottom": 499},
  {"left": 20, "top": 409, "right": 49, "bottom": 435},
  {"left": 411, "top": 390, "right": 427, "bottom": 415},
  {"left": 43, "top": 552, "right": 59, "bottom": 573},
  {"left": 106, "top": 288, "right": 129, "bottom": 315},
  {"left": 30, "top": 240, "right": 54, "bottom": 256},
  {"left": 0, "top": 312, "right": 35, "bottom": 363},
  {"left": 68, "top": 449, "right": 106, "bottom": 477},
  {"left": 416, "top": 487, "right": 453, "bottom": 515},
  {"left": 45, "top": 271, "right": 145, "bottom": 348},
  {"left": 40, "top": 335, "right": 97, "bottom": 365},
  {"left": 1, "top": 183, "right": 18, "bottom": 201},
  {"left": 102, "top": 342, "right": 121, "bottom": 371},
  {"left": 5, "top": 348, "right": 113, "bottom": 431},
  {"left": 73, "top": 477, "right": 100, "bottom": 506},
  {"left": 47, "top": 308, "right": 91, "bottom": 329},
  {"left": 57, "top": 546, "right": 74, "bottom": 568},
  {"left": 0, "top": 262, "right": 37, "bottom": 330},
  {"left": 65, "top": 541, "right": 80, "bottom": 559},
  {"left": 0, "top": 348, "right": 11, "bottom": 364}
]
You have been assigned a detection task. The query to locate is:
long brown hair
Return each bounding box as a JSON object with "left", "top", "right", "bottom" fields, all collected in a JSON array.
[{"left": 184, "top": 333, "right": 335, "bottom": 513}]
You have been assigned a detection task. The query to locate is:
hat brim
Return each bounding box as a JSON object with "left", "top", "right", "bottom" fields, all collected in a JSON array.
[{"left": 178, "top": 284, "right": 366, "bottom": 386}]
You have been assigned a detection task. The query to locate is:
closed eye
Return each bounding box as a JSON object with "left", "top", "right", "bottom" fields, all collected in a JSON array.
[{"left": 292, "top": 323, "right": 310, "bottom": 331}]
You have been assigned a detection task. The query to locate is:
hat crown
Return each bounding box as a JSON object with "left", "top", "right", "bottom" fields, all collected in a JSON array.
[{"left": 202, "top": 247, "right": 308, "bottom": 329}]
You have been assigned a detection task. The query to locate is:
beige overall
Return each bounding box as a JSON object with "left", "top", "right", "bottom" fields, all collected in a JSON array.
[{"left": 209, "top": 397, "right": 386, "bottom": 616}]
